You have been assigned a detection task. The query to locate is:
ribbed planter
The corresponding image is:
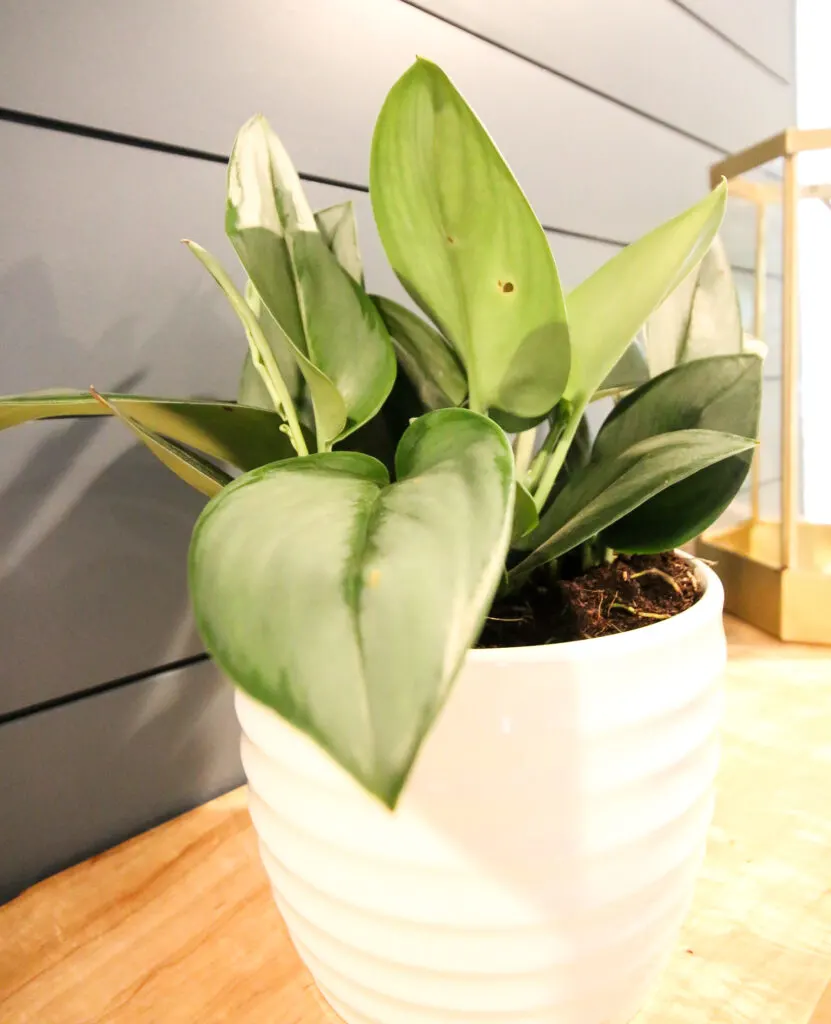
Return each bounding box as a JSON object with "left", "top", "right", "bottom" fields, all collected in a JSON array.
[{"left": 235, "top": 560, "right": 725, "bottom": 1024}]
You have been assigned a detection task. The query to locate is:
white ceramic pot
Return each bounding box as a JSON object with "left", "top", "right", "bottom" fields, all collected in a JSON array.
[{"left": 236, "top": 560, "right": 725, "bottom": 1024}]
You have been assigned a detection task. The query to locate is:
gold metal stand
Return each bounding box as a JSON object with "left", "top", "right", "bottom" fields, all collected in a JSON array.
[{"left": 697, "top": 129, "right": 831, "bottom": 644}]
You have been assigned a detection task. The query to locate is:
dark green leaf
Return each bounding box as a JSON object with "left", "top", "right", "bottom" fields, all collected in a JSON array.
[
  {"left": 509, "top": 428, "right": 756, "bottom": 584},
  {"left": 594, "top": 354, "right": 762, "bottom": 551},
  {"left": 371, "top": 59, "right": 569, "bottom": 418},
  {"left": 372, "top": 294, "right": 467, "bottom": 409},
  {"left": 189, "top": 408, "right": 514, "bottom": 807},
  {"left": 0, "top": 391, "right": 294, "bottom": 470},
  {"left": 90, "top": 390, "right": 231, "bottom": 497}
]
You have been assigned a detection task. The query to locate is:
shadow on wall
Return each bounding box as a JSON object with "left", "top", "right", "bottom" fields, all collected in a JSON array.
[
  {"left": 0, "top": 257, "right": 237, "bottom": 713},
  {"left": 0, "top": 655, "right": 243, "bottom": 903}
]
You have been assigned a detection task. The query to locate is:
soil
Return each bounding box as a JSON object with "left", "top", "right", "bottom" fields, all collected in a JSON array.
[{"left": 477, "top": 552, "right": 702, "bottom": 648}]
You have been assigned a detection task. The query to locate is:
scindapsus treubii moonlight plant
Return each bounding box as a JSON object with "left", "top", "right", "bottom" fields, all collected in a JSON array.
[{"left": 0, "top": 60, "right": 760, "bottom": 808}]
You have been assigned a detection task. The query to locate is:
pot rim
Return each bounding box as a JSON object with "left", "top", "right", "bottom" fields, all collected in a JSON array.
[{"left": 469, "top": 554, "right": 722, "bottom": 664}]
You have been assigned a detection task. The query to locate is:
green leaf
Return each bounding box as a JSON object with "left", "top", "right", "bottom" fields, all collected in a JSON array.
[
  {"left": 90, "top": 390, "right": 231, "bottom": 497},
  {"left": 509, "top": 428, "right": 755, "bottom": 584},
  {"left": 643, "top": 236, "right": 743, "bottom": 376},
  {"left": 226, "top": 116, "right": 395, "bottom": 449},
  {"left": 315, "top": 201, "right": 364, "bottom": 287},
  {"left": 372, "top": 295, "right": 467, "bottom": 409},
  {"left": 0, "top": 391, "right": 294, "bottom": 470},
  {"left": 244, "top": 279, "right": 303, "bottom": 405},
  {"left": 237, "top": 351, "right": 275, "bottom": 410},
  {"left": 183, "top": 241, "right": 309, "bottom": 455},
  {"left": 512, "top": 480, "right": 539, "bottom": 542},
  {"left": 370, "top": 58, "right": 570, "bottom": 418},
  {"left": 594, "top": 339, "right": 649, "bottom": 400},
  {"left": 189, "top": 408, "right": 514, "bottom": 807},
  {"left": 565, "top": 183, "right": 727, "bottom": 405},
  {"left": 594, "top": 354, "right": 762, "bottom": 551}
]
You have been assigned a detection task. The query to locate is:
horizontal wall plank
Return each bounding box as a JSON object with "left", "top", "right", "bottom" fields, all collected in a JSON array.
[
  {"left": 677, "top": 0, "right": 795, "bottom": 83},
  {"left": 410, "top": 0, "right": 793, "bottom": 151},
  {"left": 0, "top": 0, "right": 745, "bottom": 246},
  {"left": 0, "top": 659, "right": 242, "bottom": 903}
]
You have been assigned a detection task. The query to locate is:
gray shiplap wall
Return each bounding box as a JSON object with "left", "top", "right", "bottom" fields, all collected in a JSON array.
[{"left": 0, "top": 0, "right": 795, "bottom": 900}]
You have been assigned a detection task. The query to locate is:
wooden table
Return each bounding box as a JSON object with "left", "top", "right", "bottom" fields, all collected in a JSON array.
[{"left": 3, "top": 618, "right": 831, "bottom": 1024}]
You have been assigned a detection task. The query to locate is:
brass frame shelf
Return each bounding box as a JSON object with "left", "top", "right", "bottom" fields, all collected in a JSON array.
[{"left": 699, "top": 128, "right": 831, "bottom": 644}]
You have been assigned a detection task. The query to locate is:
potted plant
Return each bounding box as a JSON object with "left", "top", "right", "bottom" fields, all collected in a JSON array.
[{"left": 1, "top": 60, "right": 760, "bottom": 1024}]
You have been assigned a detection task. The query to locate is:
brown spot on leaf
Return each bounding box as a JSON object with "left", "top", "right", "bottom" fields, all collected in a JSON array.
[
  {"left": 446, "top": 235, "right": 455, "bottom": 244},
  {"left": 502, "top": 281, "right": 515, "bottom": 293}
]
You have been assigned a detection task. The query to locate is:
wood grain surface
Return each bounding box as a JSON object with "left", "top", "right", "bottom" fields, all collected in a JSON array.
[{"left": 2, "top": 617, "right": 830, "bottom": 1024}]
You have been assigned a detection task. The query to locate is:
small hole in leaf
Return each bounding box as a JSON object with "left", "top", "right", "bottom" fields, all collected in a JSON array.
[{"left": 502, "top": 281, "right": 515, "bottom": 293}]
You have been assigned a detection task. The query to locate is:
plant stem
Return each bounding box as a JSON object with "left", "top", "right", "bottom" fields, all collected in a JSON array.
[
  {"left": 250, "top": 345, "right": 309, "bottom": 457},
  {"left": 525, "top": 416, "right": 565, "bottom": 491},
  {"left": 513, "top": 429, "right": 537, "bottom": 478},
  {"left": 531, "top": 407, "right": 580, "bottom": 511}
]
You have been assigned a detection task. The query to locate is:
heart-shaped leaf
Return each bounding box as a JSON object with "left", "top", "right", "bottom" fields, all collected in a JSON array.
[
  {"left": 0, "top": 391, "right": 295, "bottom": 470},
  {"left": 565, "top": 183, "right": 727, "bottom": 406},
  {"left": 90, "top": 390, "right": 231, "bottom": 497},
  {"left": 643, "top": 236, "right": 743, "bottom": 376},
  {"left": 226, "top": 116, "right": 395, "bottom": 449},
  {"left": 509, "top": 428, "right": 755, "bottom": 585},
  {"left": 370, "top": 58, "right": 569, "bottom": 419},
  {"left": 315, "top": 201, "right": 364, "bottom": 287},
  {"left": 594, "top": 354, "right": 761, "bottom": 551},
  {"left": 189, "top": 408, "right": 514, "bottom": 807},
  {"left": 372, "top": 295, "right": 467, "bottom": 409}
]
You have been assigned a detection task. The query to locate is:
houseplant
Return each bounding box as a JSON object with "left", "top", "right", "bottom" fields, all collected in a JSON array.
[{"left": 0, "top": 59, "right": 760, "bottom": 1023}]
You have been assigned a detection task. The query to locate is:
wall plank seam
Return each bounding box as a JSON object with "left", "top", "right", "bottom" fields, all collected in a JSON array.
[
  {"left": 667, "top": 0, "right": 791, "bottom": 83},
  {"left": 0, "top": 652, "right": 211, "bottom": 728},
  {"left": 397, "top": 0, "right": 790, "bottom": 149}
]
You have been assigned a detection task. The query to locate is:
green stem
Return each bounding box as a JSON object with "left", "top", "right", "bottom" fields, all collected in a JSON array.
[
  {"left": 250, "top": 343, "right": 309, "bottom": 457},
  {"left": 525, "top": 419, "right": 564, "bottom": 491},
  {"left": 531, "top": 406, "right": 581, "bottom": 511},
  {"left": 513, "top": 429, "right": 537, "bottom": 478}
]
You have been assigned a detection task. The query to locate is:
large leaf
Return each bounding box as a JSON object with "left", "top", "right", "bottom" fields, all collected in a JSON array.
[
  {"left": 372, "top": 295, "right": 467, "bottom": 409},
  {"left": 226, "top": 116, "right": 395, "bottom": 449},
  {"left": 189, "top": 408, "right": 514, "bottom": 807},
  {"left": 315, "top": 201, "right": 364, "bottom": 287},
  {"left": 565, "top": 183, "right": 727, "bottom": 406},
  {"left": 643, "top": 236, "right": 743, "bottom": 376},
  {"left": 508, "top": 428, "right": 755, "bottom": 584},
  {"left": 594, "top": 354, "right": 762, "bottom": 551},
  {"left": 370, "top": 59, "right": 569, "bottom": 419},
  {"left": 90, "top": 390, "right": 231, "bottom": 497},
  {"left": 0, "top": 391, "right": 294, "bottom": 470}
]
